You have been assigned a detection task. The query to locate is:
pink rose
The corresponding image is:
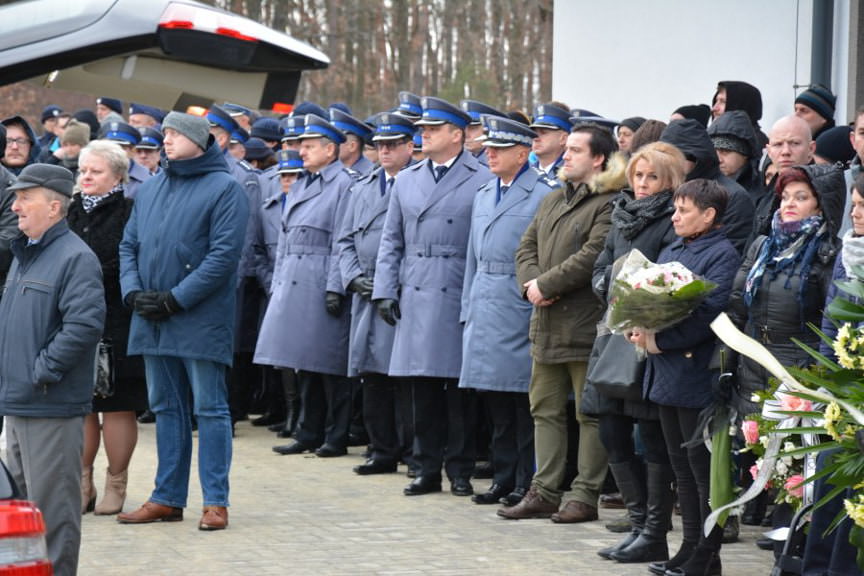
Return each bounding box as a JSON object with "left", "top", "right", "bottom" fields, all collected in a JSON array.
[
  {"left": 749, "top": 464, "right": 759, "bottom": 481},
  {"left": 780, "top": 394, "right": 813, "bottom": 413},
  {"left": 742, "top": 420, "right": 760, "bottom": 445},
  {"left": 784, "top": 475, "right": 805, "bottom": 499}
]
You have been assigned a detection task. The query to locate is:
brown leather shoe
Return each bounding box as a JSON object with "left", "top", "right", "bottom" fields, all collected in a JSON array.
[
  {"left": 116, "top": 501, "right": 183, "bottom": 524},
  {"left": 496, "top": 486, "right": 558, "bottom": 519},
  {"left": 551, "top": 500, "right": 599, "bottom": 523},
  {"left": 198, "top": 506, "right": 228, "bottom": 531}
]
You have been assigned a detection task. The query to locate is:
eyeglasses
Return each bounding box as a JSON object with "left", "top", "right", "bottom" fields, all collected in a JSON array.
[
  {"left": 6, "top": 138, "right": 30, "bottom": 147},
  {"left": 375, "top": 140, "right": 408, "bottom": 150}
]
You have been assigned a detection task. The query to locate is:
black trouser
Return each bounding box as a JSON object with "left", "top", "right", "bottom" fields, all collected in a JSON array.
[
  {"left": 599, "top": 413, "right": 668, "bottom": 466},
  {"left": 397, "top": 379, "right": 416, "bottom": 469},
  {"left": 411, "top": 378, "right": 477, "bottom": 481},
  {"left": 293, "top": 370, "right": 352, "bottom": 450},
  {"left": 483, "top": 391, "right": 534, "bottom": 490},
  {"left": 658, "top": 405, "right": 720, "bottom": 551},
  {"left": 228, "top": 351, "right": 261, "bottom": 422},
  {"left": 361, "top": 372, "right": 400, "bottom": 463}
]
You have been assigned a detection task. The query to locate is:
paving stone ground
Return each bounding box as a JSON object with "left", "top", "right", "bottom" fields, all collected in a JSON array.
[{"left": 73, "top": 420, "right": 776, "bottom": 575}]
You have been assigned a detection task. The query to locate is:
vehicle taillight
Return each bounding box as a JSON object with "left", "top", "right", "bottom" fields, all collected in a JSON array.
[
  {"left": 0, "top": 501, "right": 51, "bottom": 575},
  {"left": 271, "top": 103, "right": 294, "bottom": 115},
  {"left": 159, "top": 4, "right": 259, "bottom": 43}
]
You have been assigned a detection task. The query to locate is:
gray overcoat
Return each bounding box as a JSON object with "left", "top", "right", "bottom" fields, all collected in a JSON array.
[
  {"left": 459, "top": 168, "right": 556, "bottom": 392},
  {"left": 254, "top": 160, "right": 354, "bottom": 375},
  {"left": 372, "top": 152, "right": 491, "bottom": 378}
]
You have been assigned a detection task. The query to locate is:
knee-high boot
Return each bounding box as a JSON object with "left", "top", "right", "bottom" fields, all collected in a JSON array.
[
  {"left": 598, "top": 460, "right": 646, "bottom": 559},
  {"left": 612, "top": 462, "right": 671, "bottom": 563}
]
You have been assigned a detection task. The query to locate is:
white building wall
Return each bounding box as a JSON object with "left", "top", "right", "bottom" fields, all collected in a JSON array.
[{"left": 551, "top": 0, "right": 857, "bottom": 129}]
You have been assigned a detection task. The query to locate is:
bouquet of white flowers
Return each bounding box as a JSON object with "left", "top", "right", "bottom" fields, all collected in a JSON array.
[{"left": 607, "top": 249, "right": 717, "bottom": 333}]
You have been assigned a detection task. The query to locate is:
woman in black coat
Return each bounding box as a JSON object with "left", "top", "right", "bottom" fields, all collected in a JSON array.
[
  {"left": 630, "top": 180, "right": 741, "bottom": 576},
  {"left": 589, "top": 142, "right": 686, "bottom": 564},
  {"left": 69, "top": 140, "right": 147, "bottom": 516}
]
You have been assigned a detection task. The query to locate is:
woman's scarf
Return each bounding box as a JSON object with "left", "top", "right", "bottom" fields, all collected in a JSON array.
[
  {"left": 841, "top": 229, "right": 864, "bottom": 280},
  {"left": 743, "top": 211, "right": 826, "bottom": 314},
  {"left": 81, "top": 184, "right": 123, "bottom": 213},
  {"left": 610, "top": 189, "right": 674, "bottom": 240}
]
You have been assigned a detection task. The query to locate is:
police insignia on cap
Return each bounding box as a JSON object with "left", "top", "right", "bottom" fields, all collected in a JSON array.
[{"left": 110, "top": 122, "right": 119, "bottom": 132}]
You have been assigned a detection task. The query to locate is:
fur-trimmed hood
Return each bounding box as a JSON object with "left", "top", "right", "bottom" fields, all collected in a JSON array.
[{"left": 559, "top": 150, "right": 628, "bottom": 194}]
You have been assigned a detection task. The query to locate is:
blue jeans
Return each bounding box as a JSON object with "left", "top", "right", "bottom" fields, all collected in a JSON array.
[{"left": 144, "top": 356, "right": 232, "bottom": 508}]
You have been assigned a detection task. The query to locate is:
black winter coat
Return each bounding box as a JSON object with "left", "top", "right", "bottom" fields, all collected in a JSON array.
[
  {"left": 67, "top": 192, "right": 145, "bottom": 390},
  {"left": 584, "top": 190, "right": 676, "bottom": 419}
]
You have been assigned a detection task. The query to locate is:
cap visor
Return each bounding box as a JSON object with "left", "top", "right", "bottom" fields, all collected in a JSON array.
[
  {"left": 413, "top": 118, "right": 446, "bottom": 126},
  {"left": 372, "top": 133, "right": 409, "bottom": 142},
  {"left": 481, "top": 140, "right": 517, "bottom": 148}
]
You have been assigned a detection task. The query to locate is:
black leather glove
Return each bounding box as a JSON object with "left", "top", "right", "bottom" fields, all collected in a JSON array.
[
  {"left": 348, "top": 275, "right": 374, "bottom": 300},
  {"left": 325, "top": 291, "right": 343, "bottom": 316},
  {"left": 124, "top": 291, "right": 142, "bottom": 309},
  {"left": 376, "top": 298, "right": 401, "bottom": 326},
  {"left": 135, "top": 291, "right": 182, "bottom": 321}
]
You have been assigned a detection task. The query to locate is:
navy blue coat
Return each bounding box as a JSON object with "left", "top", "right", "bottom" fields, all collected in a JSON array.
[
  {"left": 372, "top": 152, "right": 491, "bottom": 378},
  {"left": 338, "top": 167, "right": 397, "bottom": 376},
  {"left": 459, "top": 168, "right": 556, "bottom": 392},
  {"left": 254, "top": 160, "right": 354, "bottom": 375},
  {"left": 119, "top": 141, "right": 249, "bottom": 367},
  {"left": 644, "top": 229, "right": 740, "bottom": 409}
]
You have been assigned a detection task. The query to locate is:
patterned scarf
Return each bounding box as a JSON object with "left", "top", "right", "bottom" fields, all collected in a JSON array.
[
  {"left": 81, "top": 184, "right": 122, "bottom": 213},
  {"left": 841, "top": 229, "right": 864, "bottom": 280},
  {"left": 744, "top": 211, "right": 825, "bottom": 311},
  {"left": 610, "top": 189, "right": 674, "bottom": 240}
]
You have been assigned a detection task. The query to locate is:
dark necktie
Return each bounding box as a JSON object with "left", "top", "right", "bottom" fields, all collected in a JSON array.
[
  {"left": 434, "top": 165, "right": 448, "bottom": 183},
  {"left": 387, "top": 177, "right": 395, "bottom": 192},
  {"left": 496, "top": 184, "right": 509, "bottom": 206},
  {"left": 306, "top": 173, "right": 320, "bottom": 187}
]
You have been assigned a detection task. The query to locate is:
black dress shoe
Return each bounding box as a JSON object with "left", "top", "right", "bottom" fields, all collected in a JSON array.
[
  {"left": 499, "top": 487, "right": 527, "bottom": 507},
  {"left": 353, "top": 459, "right": 397, "bottom": 475},
  {"left": 315, "top": 444, "right": 347, "bottom": 458},
  {"left": 450, "top": 477, "right": 474, "bottom": 497},
  {"left": 137, "top": 410, "right": 155, "bottom": 424},
  {"left": 404, "top": 475, "right": 442, "bottom": 496},
  {"left": 267, "top": 421, "right": 287, "bottom": 432},
  {"left": 272, "top": 442, "right": 312, "bottom": 455},
  {"left": 251, "top": 413, "right": 284, "bottom": 427},
  {"left": 472, "top": 483, "right": 511, "bottom": 504}
]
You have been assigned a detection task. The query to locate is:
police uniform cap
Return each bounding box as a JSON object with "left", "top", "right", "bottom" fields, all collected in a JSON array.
[
  {"left": 243, "top": 138, "right": 274, "bottom": 161},
  {"left": 230, "top": 127, "right": 250, "bottom": 145},
  {"left": 136, "top": 127, "right": 164, "bottom": 149},
  {"left": 223, "top": 102, "right": 253, "bottom": 118},
  {"left": 299, "top": 114, "right": 346, "bottom": 144},
  {"left": 529, "top": 103, "right": 572, "bottom": 132},
  {"left": 251, "top": 117, "right": 282, "bottom": 142},
  {"left": 280, "top": 116, "right": 306, "bottom": 141},
  {"left": 459, "top": 100, "right": 506, "bottom": 125},
  {"left": 276, "top": 149, "right": 304, "bottom": 174},
  {"left": 292, "top": 101, "right": 328, "bottom": 121},
  {"left": 415, "top": 97, "right": 471, "bottom": 129},
  {"left": 397, "top": 91, "right": 423, "bottom": 119},
  {"left": 330, "top": 109, "right": 372, "bottom": 140},
  {"left": 99, "top": 120, "right": 141, "bottom": 146},
  {"left": 372, "top": 113, "right": 416, "bottom": 142},
  {"left": 569, "top": 109, "right": 619, "bottom": 132},
  {"left": 96, "top": 97, "right": 124, "bottom": 115},
  {"left": 206, "top": 105, "right": 240, "bottom": 134},
  {"left": 128, "top": 103, "right": 165, "bottom": 124},
  {"left": 480, "top": 115, "right": 537, "bottom": 148},
  {"left": 41, "top": 105, "right": 62, "bottom": 123}
]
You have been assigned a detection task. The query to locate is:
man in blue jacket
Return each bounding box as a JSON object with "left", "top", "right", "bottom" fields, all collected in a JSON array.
[
  {"left": 117, "top": 112, "right": 248, "bottom": 531},
  {"left": 0, "top": 163, "right": 105, "bottom": 575}
]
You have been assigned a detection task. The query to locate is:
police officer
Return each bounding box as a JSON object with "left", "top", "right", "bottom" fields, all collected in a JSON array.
[
  {"left": 206, "top": 105, "right": 266, "bottom": 424},
  {"left": 255, "top": 115, "right": 355, "bottom": 457},
  {"left": 338, "top": 113, "right": 417, "bottom": 475},
  {"left": 331, "top": 108, "right": 375, "bottom": 178},
  {"left": 529, "top": 102, "right": 572, "bottom": 178},
  {"left": 280, "top": 116, "right": 306, "bottom": 152},
  {"left": 96, "top": 97, "right": 124, "bottom": 122},
  {"left": 128, "top": 103, "right": 165, "bottom": 128},
  {"left": 134, "top": 127, "right": 163, "bottom": 176},
  {"left": 254, "top": 150, "right": 304, "bottom": 437},
  {"left": 98, "top": 120, "right": 152, "bottom": 199},
  {"left": 459, "top": 99, "right": 506, "bottom": 166},
  {"left": 459, "top": 115, "right": 557, "bottom": 506},
  {"left": 223, "top": 102, "right": 257, "bottom": 132},
  {"left": 373, "top": 97, "right": 492, "bottom": 497}
]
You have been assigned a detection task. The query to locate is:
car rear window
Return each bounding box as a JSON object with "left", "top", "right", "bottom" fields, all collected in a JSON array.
[{"left": 0, "top": 0, "right": 114, "bottom": 51}]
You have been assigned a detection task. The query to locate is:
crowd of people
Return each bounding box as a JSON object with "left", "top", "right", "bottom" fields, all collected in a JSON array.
[{"left": 0, "top": 79, "right": 861, "bottom": 575}]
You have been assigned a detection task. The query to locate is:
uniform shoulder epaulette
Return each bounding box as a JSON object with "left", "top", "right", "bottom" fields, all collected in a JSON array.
[
  {"left": 343, "top": 167, "right": 361, "bottom": 180},
  {"left": 406, "top": 161, "right": 426, "bottom": 173},
  {"left": 358, "top": 168, "right": 381, "bottom": 184},
  {"left": 236, "top": 159, "right": 258, "bottom": 173}
]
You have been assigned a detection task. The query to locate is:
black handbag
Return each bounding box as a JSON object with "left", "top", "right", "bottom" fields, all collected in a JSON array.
[
  {"left": 586, "top": 331, "right": 645, "bottom": 402},
  {"left": 94, "top": 339, "right": 115, "bottom": 398}
]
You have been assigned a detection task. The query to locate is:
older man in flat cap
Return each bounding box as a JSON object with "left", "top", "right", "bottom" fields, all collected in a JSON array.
[{"left": 0, "top": 163, "right": 105, "bottom": 575}]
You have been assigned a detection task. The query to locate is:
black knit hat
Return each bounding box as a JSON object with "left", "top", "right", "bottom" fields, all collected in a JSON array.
[{"left": 795, "top": 84, "right": 836, "bottom": 122}]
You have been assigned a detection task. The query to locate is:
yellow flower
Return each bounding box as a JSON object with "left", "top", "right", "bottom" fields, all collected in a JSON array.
[
  {"left": 844, "top": 498, "right": 864, "bottom": 528},
  {"left": 825, "top": 401, "right": 843, "bottom": 441},
  {"left": 843, "top": 424, "right": 858, "bottom": 439}
]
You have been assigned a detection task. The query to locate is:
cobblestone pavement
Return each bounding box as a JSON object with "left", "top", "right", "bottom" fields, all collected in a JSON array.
[{"left": 74, "top": 420, "right": 775, "bottom": 575}]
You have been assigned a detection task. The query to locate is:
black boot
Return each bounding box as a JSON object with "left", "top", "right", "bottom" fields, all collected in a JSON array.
[
  {"left": 612, "top": 462, "right": 671, "bottom": 563},
  {"left": 598, "top": 460, "right": 646, "bottom": 560},
  {"left": 741, "top": 490, "right": 768, "bottom": 525},
  {"left": 665, "top": 526, "right": 722, "bottom": 576},
  {"left": 277, "top": 369, "right": 300, "bottom": 437},
  {"left": 649, "top": 540, "right": 695, "bottom": 575}
]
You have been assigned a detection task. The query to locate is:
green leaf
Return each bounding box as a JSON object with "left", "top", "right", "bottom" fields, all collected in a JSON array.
[
  {"left": 835, "top": 279, "right": 864, "bottom": 300},
  {"left": 773, "top": 426, "right": 829, "bottom": 434},
  {"left": 827, "top": 297, "right": 864, "bottom": 322},
  {"left": 850, "top": 525, "right": 864, "bottom": 572},
  {"left": 779, "top": 441, "right": 841, "bottom": 458},
  {"left": 790, "top": 339, "right": 841, "bottom": 371}
]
